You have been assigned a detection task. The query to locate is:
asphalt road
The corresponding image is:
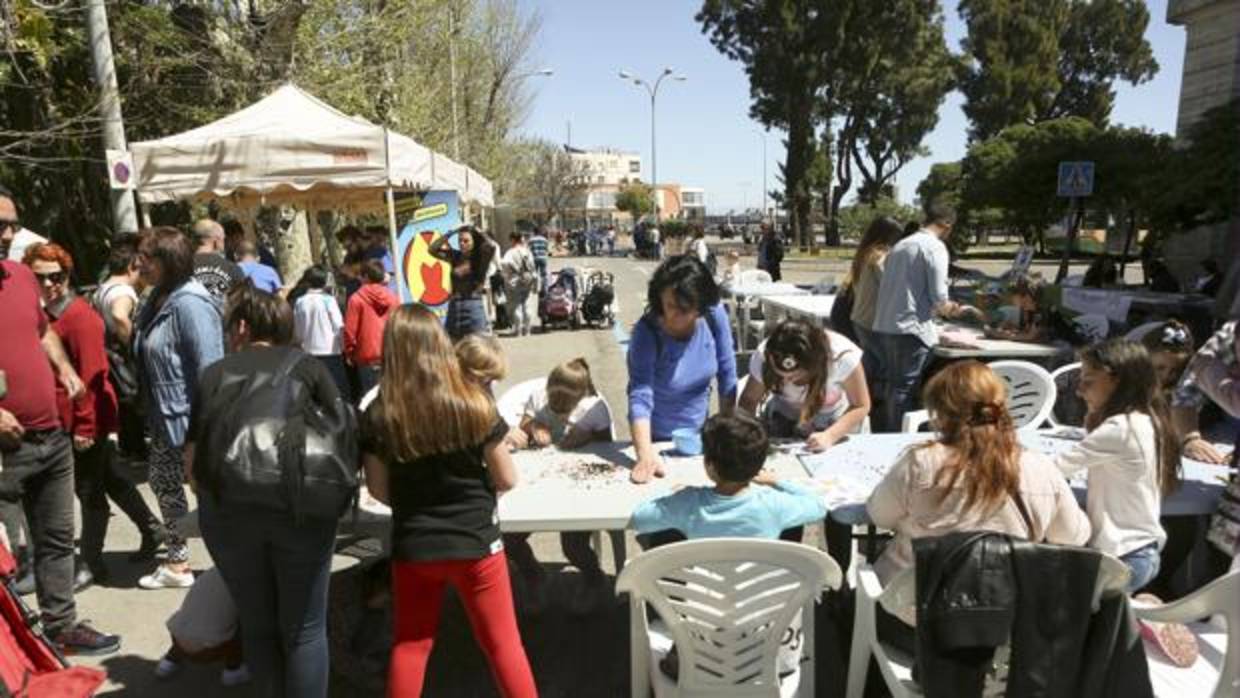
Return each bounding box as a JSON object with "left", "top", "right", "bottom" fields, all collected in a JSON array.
[{"left": 59, "top": 240, "right": 1121, "bottom": 696}]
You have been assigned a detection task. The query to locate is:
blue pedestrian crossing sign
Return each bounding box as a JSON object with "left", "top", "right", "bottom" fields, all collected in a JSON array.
[{"left": 1057, "top": 161, "right": 1095, "bottom": 197}]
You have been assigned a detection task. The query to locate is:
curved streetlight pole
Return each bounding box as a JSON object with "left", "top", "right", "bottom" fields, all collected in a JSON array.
[{"left": 619, "top": 68, "right": 686, "bottom": 222}]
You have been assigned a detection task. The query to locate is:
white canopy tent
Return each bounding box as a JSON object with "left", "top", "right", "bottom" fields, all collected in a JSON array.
[{"left": 132, "top": 84, "right": 494, "bottom": 210}]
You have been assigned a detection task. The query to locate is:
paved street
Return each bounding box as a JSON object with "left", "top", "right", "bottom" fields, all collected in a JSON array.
[{"left": 61, "top": 242, "right": 1126, "bottom": 696}]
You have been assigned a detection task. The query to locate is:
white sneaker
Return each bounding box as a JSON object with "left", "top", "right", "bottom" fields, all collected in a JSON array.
[
  {"left": 220, "top": 664, "right": 252, "bottom": 687},
  {"left": 154, "top": 657, "right": 181, "bottom": 679},
  {"left": 138, "top": 565, "right": 194, "bottom": 590}
]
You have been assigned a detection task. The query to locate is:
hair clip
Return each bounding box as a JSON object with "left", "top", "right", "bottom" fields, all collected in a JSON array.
[
  {"left": 1162, "top": 326, "right": 1188, "bottom": 347},
  {"left": 778, "top": 355, "right": 798, "bottom": 371}
]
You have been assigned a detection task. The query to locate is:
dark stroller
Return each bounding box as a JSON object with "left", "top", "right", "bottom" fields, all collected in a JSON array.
[
  {"left": 580, "top": 270, "right": 616, "bottom": 327},
  {"left": 539, "top": 267, "right": 580, "bottom": 330}
]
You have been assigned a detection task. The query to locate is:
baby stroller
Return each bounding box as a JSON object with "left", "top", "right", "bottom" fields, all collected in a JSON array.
[
  {"left": 580, "top": 270, "right": 616, "bottom": 328},
  {"left": 539, "top": 267, "right": 580, "bottom": 330},
  {"left": 0, "top": 541, "right": 104, "bottom": 696}
]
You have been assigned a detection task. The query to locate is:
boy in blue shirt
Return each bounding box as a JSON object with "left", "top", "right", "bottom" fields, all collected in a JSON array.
[{"left": 630, "top": 413, "right": 825, "bottom": 540}]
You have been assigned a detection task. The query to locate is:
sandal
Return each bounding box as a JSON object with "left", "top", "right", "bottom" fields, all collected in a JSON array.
[{"left": 1134, "top": 593, "right": 1199, "bottom": 668}]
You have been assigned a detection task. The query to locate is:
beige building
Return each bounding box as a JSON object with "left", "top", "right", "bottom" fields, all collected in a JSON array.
[{"left": 1164, "top": 0, "right": 1240, "bottom": 287}]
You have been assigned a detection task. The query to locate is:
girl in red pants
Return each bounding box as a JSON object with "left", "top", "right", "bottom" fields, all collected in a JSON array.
[{"left": 360, "top": 305, "right": 536, "bottom": 698}]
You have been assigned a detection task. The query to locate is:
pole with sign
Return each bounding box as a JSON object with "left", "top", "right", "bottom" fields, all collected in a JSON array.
[{"left": 1055, "top": 161, "right": 1094, "bottom": 283}]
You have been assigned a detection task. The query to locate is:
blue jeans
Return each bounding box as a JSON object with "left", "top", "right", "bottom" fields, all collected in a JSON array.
[
  {"left": 1120, "top": 542, "right": 1161, "bottom": 593},
  {"left": 875, "top": 332, "right": 933, "bottom": 432},
  {"left": 199, "top": 499, "right": 337, "bottom": 698},
  {"left": 446, "top": 296, "right": 490, "bottom": 341}
]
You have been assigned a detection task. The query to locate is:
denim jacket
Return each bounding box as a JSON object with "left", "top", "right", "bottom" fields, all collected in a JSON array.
[{"left": 133, "top": 279, "right": 223, "bottom": 448}]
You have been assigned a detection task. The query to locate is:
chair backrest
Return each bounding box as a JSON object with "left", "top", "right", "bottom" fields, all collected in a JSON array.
[
  {"left": 988, "top": 360, "right": 1057, "bottom": 430},
  {"left": 496, "top": 377, "right": 546, "bottom": 427},
  {"left": 1134, "top": 570, "right": 1240, "bottom": 698},
  {"left": 617, "top": 538, "right": 842, "bottom": 697},
  {"left": 1123, "top": 321, "right": 1165, "bottom": 342},
  {"left": 1072, "top": 313, "right": 1111, "bottom": 343},
  {"left": 1047, "top": 362, "right": 1086, "bottom": 428},
  {"left": 740, "top": 269, "right": 773, "bottom": 286}
]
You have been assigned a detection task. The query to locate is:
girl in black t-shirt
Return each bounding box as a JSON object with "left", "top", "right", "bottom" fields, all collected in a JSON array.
[{"left": 360, "top": 305, "right": 535, "bottom": 698}]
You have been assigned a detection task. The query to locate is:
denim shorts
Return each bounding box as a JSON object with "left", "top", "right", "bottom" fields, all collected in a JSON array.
[{"left": 1120, "top": 542, "right": 1161, "bottom": 592}]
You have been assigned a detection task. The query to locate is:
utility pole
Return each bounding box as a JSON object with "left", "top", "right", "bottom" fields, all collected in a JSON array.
[
  {"left": 448, "top": 9, "right": 461, "bottom": 160},
  {"left": 618, "top": 68, "right": 686, "bottom": 222},
  {"left": 85, "top": 0, "right": 138, "bottom": 234},
  {"left": 758, "top": 129, "right": 769, "bottom": 225}
]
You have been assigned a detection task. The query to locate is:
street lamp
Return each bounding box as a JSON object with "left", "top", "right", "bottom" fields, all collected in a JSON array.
[
  {"left": 515, "top": 68, "right": 555, "bottom": 79},
  {"left": 756, "top": 128, "right": 769, "bottom": 225},
  {"left": 618, "top": 67, "right": 686, "bottom": 222}
]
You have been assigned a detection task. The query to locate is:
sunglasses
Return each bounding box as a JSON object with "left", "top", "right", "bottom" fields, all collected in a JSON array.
[
  {"left": 34, "top": 271, "right": 66, "bottom": 285},
  {"left": 0, "top": 220, "right": 20, "bottom": 233}
]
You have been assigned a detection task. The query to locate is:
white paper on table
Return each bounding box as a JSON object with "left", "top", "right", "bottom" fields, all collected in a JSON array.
[{"left": 1061, "top": 288, "right": 1133, "bottom": 324}]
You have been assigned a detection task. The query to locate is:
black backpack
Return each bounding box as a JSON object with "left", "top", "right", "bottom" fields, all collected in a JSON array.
[
  {"left": 91, "top": 284, "right": 141, "bottom": 402},
  {"left": 199, "top": 348, "right": 359, "bottom": 521}
]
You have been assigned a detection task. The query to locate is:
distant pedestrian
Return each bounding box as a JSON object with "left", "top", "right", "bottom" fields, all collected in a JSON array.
[
  {"left": 237, "top": 240, "right": 283, "bottom": 294},
  {"left": 756, "top": 224, "right": 783, "bottom": 282},
  {"left": 500, "top": 232, "right": 537, "bottom": 337},
  {"left": 294, "top": 265, "right": 350, "bottom": 401},
  {"left": 429, "top": 225, "right": 498, "bottom": 340},
  {"left": 606, "top": 225, "right": 616, "bottom": 256},
  {"left": 344, "top": 260, "right": 398, "bottom": 399},
  {"left": 528, "top": 227, "right": 550, "bottom": 292}
]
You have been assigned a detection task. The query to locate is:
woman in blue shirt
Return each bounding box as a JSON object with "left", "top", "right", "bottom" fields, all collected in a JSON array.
[{"left": 627, "top": 255, "right": 737, "bottom": 483}]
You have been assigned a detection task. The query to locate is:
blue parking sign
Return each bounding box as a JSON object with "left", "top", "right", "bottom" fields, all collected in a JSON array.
[{"left": 1057, "top": 161, "right": 1094, "bottom": 197}]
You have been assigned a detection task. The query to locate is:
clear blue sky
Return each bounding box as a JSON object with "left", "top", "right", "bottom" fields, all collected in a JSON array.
[{"left": 519, "top": 0, "right": 1186, "bottom": 214}]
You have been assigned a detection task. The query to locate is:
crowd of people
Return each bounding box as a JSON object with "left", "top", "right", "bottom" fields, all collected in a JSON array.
[{"left": 0, "top": 176, "right": 1238, "bottom": 696}]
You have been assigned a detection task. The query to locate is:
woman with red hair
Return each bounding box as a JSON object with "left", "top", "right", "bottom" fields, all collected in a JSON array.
[{"left": 24, "top": 243, "right": 161, "bottom": 586}]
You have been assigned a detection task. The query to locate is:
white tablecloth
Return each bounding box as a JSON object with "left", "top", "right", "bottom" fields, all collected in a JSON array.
[
  {"left": 498, "top": 441, "right": 810, "bottom": 533},
  {"left": 760, "top": 294, "right": 837, "bottom": 324},
  {"left": 798, "top": 429, "right": 1233, "bottom": 524},
  {"left": 933, "top": 321, "right": 1062, "bottom": 360},
  {"left": 723, "top": 282, "right": 808, "bottom": 299}
]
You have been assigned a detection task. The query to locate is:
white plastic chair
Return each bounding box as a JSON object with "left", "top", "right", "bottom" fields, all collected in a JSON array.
[
  {"left": 1135, "top": 570, "right": 1240, "bottom": 698},
  {"left": 902, "top": 361, "right": 1057, "bottom": 433},
  {"left": 989, "top": 360, "right": 1058, "bottom": 429},
  {"left": 617, "top": 538, "right": 842, "bottom": 698},
  {"left": 1047, "top": 362, "right": 1085, "bottom": 428},
  {"left": 846, "top": 552, "right": 1131, "bottom": 698}
]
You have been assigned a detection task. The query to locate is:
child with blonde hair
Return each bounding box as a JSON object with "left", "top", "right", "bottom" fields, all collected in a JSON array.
[
  {"left": 455, "top": 334, "right": 508, "bottom": 395},
  {"left": 505, "top": 358, "right": 616, "bottom": 614}
]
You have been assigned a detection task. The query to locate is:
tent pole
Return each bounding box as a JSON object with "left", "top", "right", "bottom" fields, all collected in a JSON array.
[{"left": 386, "top": 186, "right": 403, "bottom": 301}]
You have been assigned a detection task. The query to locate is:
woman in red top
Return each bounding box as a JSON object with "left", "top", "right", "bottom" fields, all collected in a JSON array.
[{"left": 24, "top": 243, "right": 161, "bottom": 585}]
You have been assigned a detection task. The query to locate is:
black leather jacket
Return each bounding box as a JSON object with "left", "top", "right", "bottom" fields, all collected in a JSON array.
[{"left": 913, "top": 532, "right": 1153, "bottom": 698}]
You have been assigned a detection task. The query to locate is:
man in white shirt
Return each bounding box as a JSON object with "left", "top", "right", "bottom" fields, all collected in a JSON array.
[
  {"left": 500, "top": 232, "right": 537, "bottom": 336},
  {"left": 871, "top": 203, "right": 982, "bottom": 430}
]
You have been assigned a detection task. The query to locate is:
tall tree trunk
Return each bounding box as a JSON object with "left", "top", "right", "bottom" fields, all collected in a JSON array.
[
  {"left": 275, "top": 208, "right": 314, "bottom": 289},
  {"left": 784, "top": 88, "right": 814, "bottom": 250}
]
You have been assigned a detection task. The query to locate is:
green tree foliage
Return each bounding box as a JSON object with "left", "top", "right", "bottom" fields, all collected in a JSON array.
[
  {"left": 844, "top": 1, "right": 955, "bottom": 208},
  {"left": 506, "top": 139, "right": 589, "bottom": 225},
  {"left": 1147, "top": 100, "right": 1240, "bottom": 233},
  {"left": 915, "top": 161, "right": 962, "bottom": 214},
  {"left": 615, "top": 182, "right": 654, "bottom": 219},
  {"left": 697, "top": 0, "right": 825, "bottom": 248},
  {"left": 836, "top": 197, "right": 921, "bottom": 241},
  {"left": 957, "top": 0, "right": 1158, "bottom": 141},
  {"left": 0, "top": 0, "right": 542, "bottom": 280}
]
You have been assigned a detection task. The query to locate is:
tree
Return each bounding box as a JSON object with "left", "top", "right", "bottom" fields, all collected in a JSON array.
[
  {"left": 915, "top": 161, "right": 962, "bottom": 214},
  {"left": 836, "top": 197, "right": 921, "bottom": 241},
  {"left": 957, "top": 0, "right": 1158, "bottom": 141},
  {"left": 850, "top": 5, "right": 955, "bottom": 206},
  {"left": 507, "top": 139, "right": 589, "bottom": 225},
  {"left": 698, "top": 0, "right": 827, "bottom": 249},
  {"left": 615, "top": 182, "right": 655, "bottom": 219}
]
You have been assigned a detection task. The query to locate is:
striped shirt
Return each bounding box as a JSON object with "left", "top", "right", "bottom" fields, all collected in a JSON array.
[{"left": 528, "top": 235, "right": 549, "bottom": 261}]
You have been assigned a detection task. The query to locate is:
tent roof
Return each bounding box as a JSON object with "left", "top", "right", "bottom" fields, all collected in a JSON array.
[{"left": 132, "top": 84, "right": 493, "bottom": 209}]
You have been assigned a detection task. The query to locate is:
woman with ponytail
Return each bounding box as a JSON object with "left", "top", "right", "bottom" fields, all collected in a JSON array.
[{"left": 867, "top": 361, "right": 1091, "bottom": 584}]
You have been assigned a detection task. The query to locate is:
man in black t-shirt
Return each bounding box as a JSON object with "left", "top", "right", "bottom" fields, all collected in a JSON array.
[{"left": 191, "top": 219, "right": 246, "bottom": 307}]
